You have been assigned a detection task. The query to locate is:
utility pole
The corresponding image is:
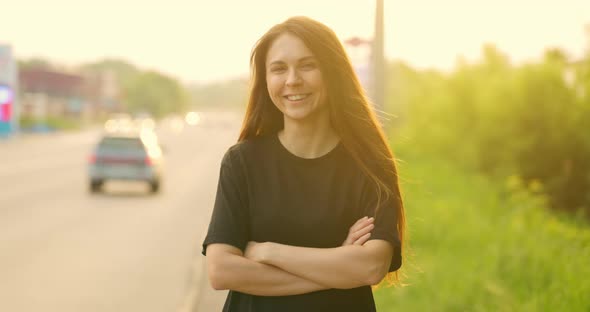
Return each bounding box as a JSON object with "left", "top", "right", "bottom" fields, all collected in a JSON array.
[{"left": 372, "top": 0, "right": 385, "bottom": 116}]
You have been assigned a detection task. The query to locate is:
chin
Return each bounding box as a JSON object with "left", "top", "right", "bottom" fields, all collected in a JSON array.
[
  {"left": 283, "top": 107, "right": 315, "bottom": 121},
  {"left": 284, "top": 113, "right": 312, "bottom": 122}
]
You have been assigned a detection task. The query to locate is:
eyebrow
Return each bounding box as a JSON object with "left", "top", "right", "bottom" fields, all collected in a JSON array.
[{"left": 269, "top": 56, "right": 317, "bottom": 67}]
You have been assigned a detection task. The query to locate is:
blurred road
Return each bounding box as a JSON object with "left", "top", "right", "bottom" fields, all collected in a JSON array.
[{"left": 0, "top": 111, "right": 238, "bottom": 312}]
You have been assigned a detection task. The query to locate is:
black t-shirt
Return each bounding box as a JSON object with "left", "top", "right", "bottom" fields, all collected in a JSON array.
[{"left": 202, "top": 134, "right": 401, "bottom": 312}]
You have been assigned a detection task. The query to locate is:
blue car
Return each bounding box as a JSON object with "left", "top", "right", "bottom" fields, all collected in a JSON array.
[{"left": 88, "top": 130, "right": 164, "bottom": 194}]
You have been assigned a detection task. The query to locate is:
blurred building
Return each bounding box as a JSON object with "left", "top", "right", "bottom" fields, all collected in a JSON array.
[
  {"left": 0, "top": 44, "right": 17, "bottom": 136},
  {"left": 18, "top": 67, "right": 121, "bottom": 122},
  {"left": 19, "top": 69, "right": 84, "bottom": 119}
]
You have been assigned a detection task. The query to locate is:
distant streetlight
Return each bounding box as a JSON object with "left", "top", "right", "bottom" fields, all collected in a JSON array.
[
  {"left": 372, "top": 0, "right": 385, "bottom": 117},
  {"left": 343, "top": 0, "right": 386, "bottom": 123},
  {"left": 344, "top": 36, "right": 373, "bottom": 94}
]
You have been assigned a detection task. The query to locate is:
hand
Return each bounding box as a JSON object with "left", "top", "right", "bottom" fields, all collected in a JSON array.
[
  {"left": 244, "top": 241, "right": 268, "bottom": 263},
  {"left": 342, "top": 216, "right": 375, "bottom": 246}
]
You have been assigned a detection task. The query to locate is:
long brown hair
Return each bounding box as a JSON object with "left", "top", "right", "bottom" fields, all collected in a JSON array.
[{"left": 239, "top": 16, "right": 405, "bottom": 282}]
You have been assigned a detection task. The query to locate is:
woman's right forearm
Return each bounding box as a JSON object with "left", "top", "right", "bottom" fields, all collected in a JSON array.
[{"left": 208, "top": 250, "right": 328, "bottom": 296}]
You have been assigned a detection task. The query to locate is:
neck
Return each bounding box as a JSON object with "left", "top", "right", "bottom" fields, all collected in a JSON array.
[{"left": 279, "top": 113, "right": 339, "bottom": 159}]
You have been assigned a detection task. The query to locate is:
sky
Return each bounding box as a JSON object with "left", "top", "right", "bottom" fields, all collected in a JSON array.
[{"left": 1, "top": 0, "right": 589, "bottom": 84}]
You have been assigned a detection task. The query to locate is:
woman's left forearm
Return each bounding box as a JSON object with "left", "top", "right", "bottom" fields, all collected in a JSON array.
[{"left": 254, "top": 242, "right": 388, "bottom": 289}]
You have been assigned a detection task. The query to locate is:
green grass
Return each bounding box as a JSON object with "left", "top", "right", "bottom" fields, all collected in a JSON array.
[
  {"left": 374, "top": 147, "right": 590, "bottom": 312},
  {"left": 20, "top": 116, "right": 84, "bottom": 131}
]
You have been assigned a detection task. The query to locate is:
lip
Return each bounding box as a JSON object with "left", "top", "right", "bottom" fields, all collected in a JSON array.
[{"left": 283, "top": 93, "right": 311, "bottom": 102}]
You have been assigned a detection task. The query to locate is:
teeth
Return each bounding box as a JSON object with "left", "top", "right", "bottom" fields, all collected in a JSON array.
[{"left": 286, "top": 94, "right": 308, "bottom": 101}]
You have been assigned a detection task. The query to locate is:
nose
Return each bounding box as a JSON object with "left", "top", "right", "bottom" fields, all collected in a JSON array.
[{"left": 285, "top": 69, "right": 302, "bottom": 87}]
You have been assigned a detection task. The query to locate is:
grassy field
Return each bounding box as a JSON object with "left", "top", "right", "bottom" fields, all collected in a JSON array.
[{"left": 374, "top": 146, "right": 590, "bottom": 312}]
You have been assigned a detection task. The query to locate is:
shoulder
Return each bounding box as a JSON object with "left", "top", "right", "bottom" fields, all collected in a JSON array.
[{"left": 222, "top": 135, "right": 274, "bottom": 167}]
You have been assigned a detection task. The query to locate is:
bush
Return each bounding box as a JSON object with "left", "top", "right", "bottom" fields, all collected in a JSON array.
[
  {"left": 386, "top": 46, "right": 590, "bottom": 214},
  {"left": 374, "top": 144, "right": 590, "bottom": 311}
]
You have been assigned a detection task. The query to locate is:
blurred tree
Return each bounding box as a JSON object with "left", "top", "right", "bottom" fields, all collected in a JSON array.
[
  {"left": 81, "top": 59, "right": 140, "bottom": 84},
  {"left": 82, "top": 59, "right": 189, "bottom": 117},
  {"left": 387, "top": 44, "right": 590, "bottom": 214},
  {"left": 125, "top": 71, "right": 188, "bottom": 118},
  {"left": 188, "top": 78, "right": 248, "bottom": 111},
  {"left": 510, "top": 53, "right": 587, "bottom": 211},
  {"left": 18, "top": 58, "right": 52, "bottom": 70}
]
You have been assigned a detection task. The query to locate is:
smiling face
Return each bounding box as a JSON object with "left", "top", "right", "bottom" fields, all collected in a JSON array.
[{"left": 265, "top": 32, "right": 328, "bottom": 125}]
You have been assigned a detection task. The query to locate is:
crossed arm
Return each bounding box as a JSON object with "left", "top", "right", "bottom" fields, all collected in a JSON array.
[{"left": 206, "top": 217, "right": 393, "bottom": 296}]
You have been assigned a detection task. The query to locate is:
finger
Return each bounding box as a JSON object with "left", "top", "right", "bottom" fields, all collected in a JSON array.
[
  {"left": 348, "top": 219, "right": 365, "bottom": 233},
  {"left": 355, "top": 223, "right": 374, "bottom": 237},
  {"left": 358, "top": 217, "right": 374, "bottom": 229},
  {"left": 349, "top": 216, "right": 368, "bottom": 232},
  {"left": 353, "top": 232, "right": 371, "bottom": 245},
  {"left": 350, "top": 216, "right": 374, "bottom": 233},
  {"left": 350, "top": 223, "right": 374, "bottom": 241}
]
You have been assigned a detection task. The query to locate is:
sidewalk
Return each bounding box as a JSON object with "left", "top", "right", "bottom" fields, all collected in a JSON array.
[
  {"left": 177, "top": 233, "right": 227, "bottom": 312},
  {"left": 0, "top": 126, "right": 102, "bottom": 146}
]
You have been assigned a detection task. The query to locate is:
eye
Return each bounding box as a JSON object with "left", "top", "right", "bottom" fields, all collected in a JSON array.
[
  {"left": 300, "top": 62, "right": 317, "bottom": 70},
  {"left": 269, "top": 66, "right": 286, "bottom": 73}
]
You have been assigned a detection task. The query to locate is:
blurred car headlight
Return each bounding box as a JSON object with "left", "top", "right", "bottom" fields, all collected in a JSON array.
[{"left": 185, "top": 112, "right": 200, "bottom": 126}]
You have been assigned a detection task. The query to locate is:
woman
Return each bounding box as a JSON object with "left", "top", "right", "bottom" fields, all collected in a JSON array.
[{"left": 202, "top": 16, "right": 405, "bottom": 312}]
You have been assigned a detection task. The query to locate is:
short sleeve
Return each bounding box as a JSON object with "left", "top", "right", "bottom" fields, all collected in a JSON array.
[
  {"left": 361, "top": 179, "right": 402, "bottom": 272},
  {"left": 202, "top": 146, "right": 250, "bottom": 256}
]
